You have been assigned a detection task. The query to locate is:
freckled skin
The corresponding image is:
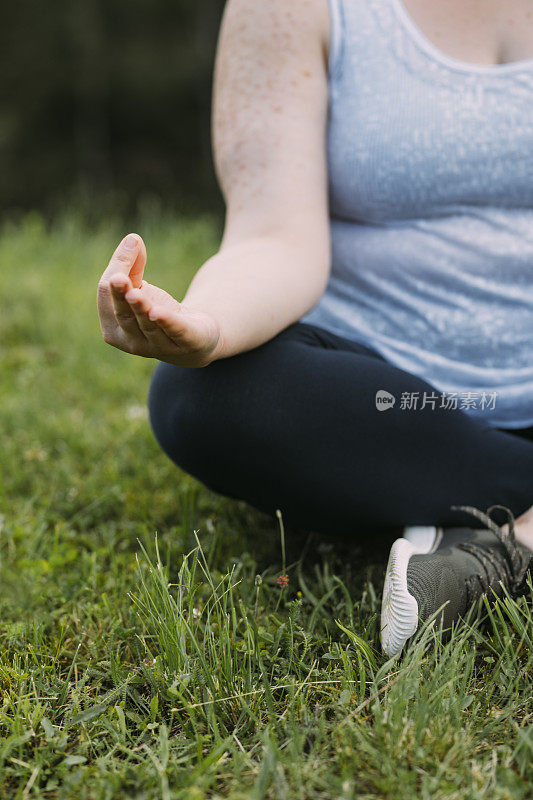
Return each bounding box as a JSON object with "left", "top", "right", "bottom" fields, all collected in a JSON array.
[
  {"left": 212, "top": 0, "right": 330, "bottom": 243},
  {"left": 97, "top": 0, "right": 332, "bottom": 370}
]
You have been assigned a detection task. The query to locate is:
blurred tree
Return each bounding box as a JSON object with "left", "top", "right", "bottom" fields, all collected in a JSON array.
[{"left": 0, "top": 0, "right": 226, "bottom": 218}]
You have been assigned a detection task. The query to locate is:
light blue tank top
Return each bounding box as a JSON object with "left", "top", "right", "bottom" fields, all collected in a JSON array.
[{"left": 302, "top": 0, "right": 533, "bottom": 428}]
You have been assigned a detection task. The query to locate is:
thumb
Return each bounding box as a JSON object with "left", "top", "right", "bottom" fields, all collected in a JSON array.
[{"left": 103, "top": 233, "right": 147, "bottom": 289}]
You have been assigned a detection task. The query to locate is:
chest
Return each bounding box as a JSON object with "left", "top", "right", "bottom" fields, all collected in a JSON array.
[
  {"left": 328, "top": 84, "right": 533, "bottom": 223},
  {"left": 401, "top": 0, "right": 533, "bottom": 66},
  {"left": 326, "top": 0, "right": 533, "bottom": 223}
]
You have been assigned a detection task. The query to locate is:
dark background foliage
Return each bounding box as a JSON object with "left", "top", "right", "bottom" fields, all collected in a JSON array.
[{"left": 0, "top": 0, "right": 227, "bottom": 220}]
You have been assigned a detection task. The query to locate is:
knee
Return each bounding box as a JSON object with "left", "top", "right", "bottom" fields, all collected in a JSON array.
[
  {"left": 147, "top": 359, "right": 246, "bottom": 492},
  {"left": 148, "top": 361, "right": 208, "bottom": 473}
]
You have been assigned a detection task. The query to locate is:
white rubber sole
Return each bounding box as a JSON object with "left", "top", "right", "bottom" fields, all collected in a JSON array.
[{"left": 380, "top": 526, "right": 440, "bottom": 657}]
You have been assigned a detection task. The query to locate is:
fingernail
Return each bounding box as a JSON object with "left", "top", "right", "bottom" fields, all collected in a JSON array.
[{"left": 123, "top": 235, "right": 138, "bottom": 249}]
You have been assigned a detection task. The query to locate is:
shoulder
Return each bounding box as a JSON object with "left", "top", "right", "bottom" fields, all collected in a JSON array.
[{"left": 219, "top": 0, "right": 330, "bottom": 73}]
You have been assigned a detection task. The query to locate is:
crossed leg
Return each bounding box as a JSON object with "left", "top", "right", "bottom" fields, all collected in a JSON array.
[{"left": 148, "top": 322, "right": 533, "bottom": 539}]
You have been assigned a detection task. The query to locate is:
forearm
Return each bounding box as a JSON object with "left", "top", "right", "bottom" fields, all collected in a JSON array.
[{"left": 181, "top": 235, "right": 330, "bottom": 359}]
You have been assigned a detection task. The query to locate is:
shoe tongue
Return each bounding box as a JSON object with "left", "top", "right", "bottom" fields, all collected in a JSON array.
[
  {"left": 459, "top": 527, "right": 511, "bottom": 556},
  {"left": 436, "top": 527, "right": 486, "bottom": 550}
]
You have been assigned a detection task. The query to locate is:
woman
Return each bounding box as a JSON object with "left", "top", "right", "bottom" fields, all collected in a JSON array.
[{"left": 97, "top": 0, "right": 533, "bottom": 656}]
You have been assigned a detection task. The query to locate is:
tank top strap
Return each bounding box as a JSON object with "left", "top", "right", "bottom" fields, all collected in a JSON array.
[
  {"left": 327, "top": 0, "right": 395, "bottom": 84},
  {"left": 326, "top": 0, "right": 345, "bottom": 80}
]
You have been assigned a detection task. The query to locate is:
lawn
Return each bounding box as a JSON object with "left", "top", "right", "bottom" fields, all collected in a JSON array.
[{"left": 0, "top": 212, "right": 531, "bottom": 799}]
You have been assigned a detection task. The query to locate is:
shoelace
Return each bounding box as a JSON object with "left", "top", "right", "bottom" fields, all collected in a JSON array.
[{"left": 450, "top": 504, "right": 532, "bottom": 603}]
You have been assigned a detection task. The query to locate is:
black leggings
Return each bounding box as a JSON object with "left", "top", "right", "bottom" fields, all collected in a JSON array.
[{"left": 148, "top": 321, "right": 533, "bottom": 536}]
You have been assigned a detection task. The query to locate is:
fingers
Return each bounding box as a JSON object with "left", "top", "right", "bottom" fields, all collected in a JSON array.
[
  {"left": 124, "top": 288, "right": 176, "bottom": 347},
  {"left": 110, "top": 274, "right": 145, "bottom": 340},
  {"left": 147, "top": 304, "right": 190, "bottom": 345},
  {"left": 109, "top": 278, "right": 176, "bottom": 353},
  {"left": 97, "top": 277, "right": 118, "bottom": 333},
  {"left": 101, "top": 233, "right": 147, "bottom": 288},
  {"left": 98, "top": 233, "right": 147, "bottom": 333}
]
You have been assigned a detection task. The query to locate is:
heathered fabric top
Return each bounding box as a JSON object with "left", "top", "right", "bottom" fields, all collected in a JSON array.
[{"left": 301, "top": 0, "right": 533, "bottom": 427}]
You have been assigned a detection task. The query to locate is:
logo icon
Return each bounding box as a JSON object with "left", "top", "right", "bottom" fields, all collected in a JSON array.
[{"left": 375, "top": 390, "right": 396, "bottom": 411}]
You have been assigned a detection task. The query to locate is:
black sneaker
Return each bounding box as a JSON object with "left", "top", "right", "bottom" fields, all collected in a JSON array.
[{"left": 380, "top": 505, "right": 533, "bottom": 657}]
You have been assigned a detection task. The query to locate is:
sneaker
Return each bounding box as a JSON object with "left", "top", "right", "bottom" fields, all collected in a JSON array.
[{"left": 380, "top": 505, "right": 533, "bottom": 657}]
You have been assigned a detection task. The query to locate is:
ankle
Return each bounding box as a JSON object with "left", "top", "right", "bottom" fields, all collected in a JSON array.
[
  {"left": 500, "top": 505, "right": 533, "bottom": 552},
  {"left": 513, "top": 512, "right": 533, "bottom": 553}
]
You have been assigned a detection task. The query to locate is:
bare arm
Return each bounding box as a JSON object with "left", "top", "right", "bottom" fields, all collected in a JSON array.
[
  {"left": 182, "top": 0, "right": 331, "bottom": 356},
  {"left": 97, "top": 0, "right": 331, "bottom": 365}
]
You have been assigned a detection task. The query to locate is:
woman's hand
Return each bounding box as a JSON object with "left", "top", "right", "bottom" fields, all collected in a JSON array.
[{"left": 97, "top": 234, "right": 224, "bottom": 367}]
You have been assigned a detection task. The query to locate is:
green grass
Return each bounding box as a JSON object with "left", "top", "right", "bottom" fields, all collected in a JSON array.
[{"left": 0, "top": 212, "right": 532, "bottom": 799}]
